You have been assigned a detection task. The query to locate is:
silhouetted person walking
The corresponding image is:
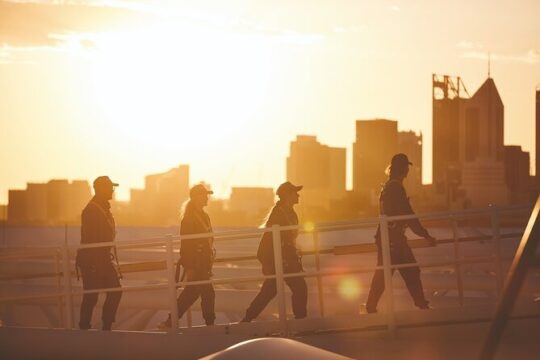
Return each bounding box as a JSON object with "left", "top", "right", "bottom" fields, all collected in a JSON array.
[
  {"left": 160, "top": 184, "right": 216, "bottom": 328},
  {"left": 241, "top": 181, "right": 307, "bottom": 322},
  {"left": 76, "top": 176, "right": 122, "bottom": 330},
  {"left": 365, "top": 154, "right": 436, "bottom": 313}
]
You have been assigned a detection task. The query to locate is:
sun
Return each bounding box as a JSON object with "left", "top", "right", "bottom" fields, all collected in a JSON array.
[{"left": 86, "top": 24, "right": 275, "bottom": 153}]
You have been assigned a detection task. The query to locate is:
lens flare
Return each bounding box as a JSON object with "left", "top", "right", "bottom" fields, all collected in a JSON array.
[
  {"left": 338, "top": 276, "right": 361, "bottom": 301},
  {"left": 303, "top": 221, "right": 315, "bottom": 232}
]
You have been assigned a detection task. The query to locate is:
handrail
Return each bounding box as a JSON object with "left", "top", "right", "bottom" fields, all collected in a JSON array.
[
  {"left": 1, "top": 203, "right": 529, "bottom": 254},
  {"left": 0, "top": 232, "right": 524, "bottom": 282},
  {"left": 0, "top": 202, "right": 535, "bottom": 335}
]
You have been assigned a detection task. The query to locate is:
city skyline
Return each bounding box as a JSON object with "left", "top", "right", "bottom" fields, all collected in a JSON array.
[{"left": 1, "top": 0, "right": 539, "bottom": 203}]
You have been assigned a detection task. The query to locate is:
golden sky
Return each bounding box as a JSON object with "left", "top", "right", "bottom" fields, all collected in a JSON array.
[{"left": 1, "top": 0, "right": 539, "bottom": 203}]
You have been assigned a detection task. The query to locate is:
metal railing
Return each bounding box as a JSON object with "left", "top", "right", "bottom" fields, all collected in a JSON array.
[{"left": 0, "top": 203, "right": 534, "bottom": 336}]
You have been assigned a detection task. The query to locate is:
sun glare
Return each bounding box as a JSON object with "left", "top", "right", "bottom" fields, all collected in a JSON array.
[
  {"left": 338, "top": 276, "right": 361, "bottom": 301},
  {"left": 87, "top": 24, "right": 276, "bottom": 152}
]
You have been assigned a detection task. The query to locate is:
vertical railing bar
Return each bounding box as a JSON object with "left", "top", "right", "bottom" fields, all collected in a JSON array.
[
  {"left": 272, "top": 224, "right": 288, "bottom": 335},
  {"left": 54, "top": 248, "right": 65, "bottom": 328},
  {"left": 187, "top": 307, "right": 193, "bottom": 328},
  {"left": 313, "top": 230, "right": 325, "bottom": 317},
  {"left": 379, "top": 215, "right": 396, "bottom": 336},
  {"left": 61, "top": 237, "right": 74, "bottom": 329},
  {"left": 490, "top": 206, "right": 503, "bottom": 297},
  {"left": 451, "top": 216, "right": 464, "bottom": 306},
  {"left": 165, "top": 235, "right": 179, "bottom": 333}
]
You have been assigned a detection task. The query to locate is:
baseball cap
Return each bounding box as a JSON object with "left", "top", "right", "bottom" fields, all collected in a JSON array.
[
  {"left": 391, "top": 153, "right": 413, "bottom": 166},
  {"left": 190, "top": 184, "right": 214, "bottom": 198},
  {"left": 276, "top": 181, "right": 303, "bottom": 197},
  {"left": 93, "top": 176, "right": 119, "bottom": 189}
]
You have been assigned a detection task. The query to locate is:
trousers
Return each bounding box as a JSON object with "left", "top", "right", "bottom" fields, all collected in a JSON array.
[
  {"left": 79, "top": 262, "right": 122, "bottom": 329},
  {"left": 244, "top": 261, "right": 307, "bottom": 321},
  {"left": 176, "top": 270, "right": 215, "bottom": 325},
  {"left": 366, "top": 242, "right": 428, "bottom": 311}
]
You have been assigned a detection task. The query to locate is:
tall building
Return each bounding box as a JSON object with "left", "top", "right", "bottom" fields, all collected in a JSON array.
[
  {"left": 46, "top": 180, "right": 71, "bottom": 223},
  {"left": 128, "top": 165, "right": 190, "bottom": 225},
  {"left": 7, "top": 190, "right": 27, "bottom": 224},
  {"left": 504, "top": 146, "right": 530, "bottom": 204},
  {"left": 229, "top": 187, "right": 274, "bottom": 218},
  {"left": 70, "top": 180, "right": 91, "bottom": 216},
  {"left": 0, "top": 205, "right": 7, "bottom": 222},
  {"left": 398, "top": 131, "right": 423, "bottom": 198},
  {"left": 26, "top": 183, "right": 48, "bottom": 223},
  {"left": 7, "top": 180, "right": 90, "bottom": 225},
  {"left": 353, "top": 119, "right": 398, "bottom": 202},
  {"left": 432, "top": 74, "right": 508, "bottom": 207},
  {"left": 460, "top": 77, "right": 508, "bottom": 207},
  {"left": 287, "top": 135, "right": 346, "bottom": 212},
  {"left": 535, "top": 84, "right": 540, "bottom": 184},
  {"left": 432, "top": 75, "right": 468, "bottom": 200}
]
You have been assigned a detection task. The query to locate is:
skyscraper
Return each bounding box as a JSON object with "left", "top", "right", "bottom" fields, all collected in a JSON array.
[
  {"left": 432, "top": 75, "right": 468, "bottom": 199},
  {"left": 398, "top": 131, "right": 423, "bottom": 198},
  {"left": 128, "top": 165, "right": 190, "bottom": 225},
  {"left": 535, "top": 84, "right": 540, "bottom": 184},
  {"left": 7, "top": 190, "right": 26, "bottom": 224},
  {"left": 353, "top": 119, "right": 398, "bottom": 202},
  {"left": 432, "top": 74, "right": 508, "bottom": 207},
  {"left": 229, "top": 187, "right": 274, "bottom": 219},
  {"left": 504, "top": 145, "right": 530, "bottom": 203},
  {"left": 287, "top": 135, "right": 346, "bottom": 212}
]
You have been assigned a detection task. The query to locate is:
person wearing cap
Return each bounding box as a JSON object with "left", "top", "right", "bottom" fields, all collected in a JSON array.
[
  {"left": 159, "top": 183, "right": 216, "bottom": 328},
  {"left": 76, "top": 176, "right": 122, "bottom": 330},
  {"left": 365, "top": 153, "right": 436, "bottom": 313},
  {"left": 241, "top": 181, "right": 307, "bottom": 322}
]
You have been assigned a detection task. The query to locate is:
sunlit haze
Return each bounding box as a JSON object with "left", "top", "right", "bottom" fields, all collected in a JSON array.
[{"left": 1, "top": 0, "right": 539, "bottom": 202}]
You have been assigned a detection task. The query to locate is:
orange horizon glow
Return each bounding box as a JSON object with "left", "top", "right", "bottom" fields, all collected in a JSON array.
[{"left": 1, "top": 0, "right": 539, "bottom": 203}]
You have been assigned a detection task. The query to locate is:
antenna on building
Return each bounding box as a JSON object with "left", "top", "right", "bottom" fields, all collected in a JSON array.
[{"left": 488, "top": 52, "right": 491, "bottom": 78}]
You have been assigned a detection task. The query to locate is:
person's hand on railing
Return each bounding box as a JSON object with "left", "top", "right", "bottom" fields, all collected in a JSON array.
[
  {"left": 426, "top": 234, "right": 437, "bottom": 247},
  {"left": 184, "top": 268, "right": 194, "bottom": 282}
]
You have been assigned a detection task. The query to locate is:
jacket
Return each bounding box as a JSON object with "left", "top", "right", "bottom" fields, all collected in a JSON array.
[
  {"left": 257, "top": 201, "right": 301, "bottom": 269},
  {"left": 76, "top": 197, "right": 115, "bottom": 267},
  {"left": 375, "top": 178, "right": 429, "bottom": 244},
  {"left": 179, "top": 204, "right": 214, "bottom": 272}
]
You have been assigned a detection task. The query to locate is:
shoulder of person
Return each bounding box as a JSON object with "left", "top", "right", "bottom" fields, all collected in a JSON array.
[
  {"left": 82, "top": 202, "right": 98, "bottom": 218},
  {"left": 265, "top": 205, "right": 281, "bottom": 226},
  {"left": 384, "top": 179, "right": 404, "bottom": 192}
]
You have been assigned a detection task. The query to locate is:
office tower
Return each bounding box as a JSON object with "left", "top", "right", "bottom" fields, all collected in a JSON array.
[
  {"left": 353, "top": 119, "right": 398, "bottom": 202},
  {"left": 287, "top": 135, "right": 346, "bottom": 211}
]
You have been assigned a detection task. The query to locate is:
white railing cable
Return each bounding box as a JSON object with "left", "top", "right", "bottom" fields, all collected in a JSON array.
[{"left": 0, "top": 203, "right": 534, "bottom": 334}]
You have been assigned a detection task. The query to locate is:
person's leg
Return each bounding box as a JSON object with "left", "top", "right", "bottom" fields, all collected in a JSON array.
[
  {"left": 398, "top": 246, "right": 429, "bottom": 308},
  {"left": 200, "top": 284, "right": 216, "bottom": 325},
  {"left": 285, "top": 276, "right": 307, "bottom": 319},
  {"left": 365, "top": 247, "right": 397, "bottom": 313},
  {"left": 101, "top": 263, "right": 122, "bottom": 330},
  {"left": 79, "top": 266, "right": 99, "bottom": 330},
  {"left": 176, "top": 285, "right": 202, "bottom": 317},
  {"left": 242, "top": 279, "right": 277, "bottom": 322},
  {"left": 365, "top": 249, "right": 385, "bottom": 313}
]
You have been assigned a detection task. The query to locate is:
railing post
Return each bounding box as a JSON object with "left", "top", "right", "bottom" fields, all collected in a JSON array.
[
  {"left": 490, "top": 206, "right": 504, "bottom": 297},
  {"left": 54, "top": 248, "right": 65, "bottom": 328},
  {"left": 313, "top": 231, "right": 325, "bottom": 317},
  {"left": 61, "top": 240, "right": 74, "bottom": 329},
  {"left": 379, "top": 215, "right": 396, "bottom": 335},
  {"left": 272, "top": 224, "right": 288, "bottom": 335},
  {"left": 165, "top": 235, "right": 179, "bottom": 333},
  {"left": 451, "top": 216, "right": 464, "bottom": 306}
]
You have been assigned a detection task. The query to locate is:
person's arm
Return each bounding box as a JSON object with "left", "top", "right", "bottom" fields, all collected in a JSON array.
[
  {"left": 399, "top": 188, "right": 436, "bottom": 244},
  {"left": 180, "top": 214, "right": 196, "bottom": 268},
  {"left": 81, "top": 207, "right": 99, "bottom": 244},
  {"left": 386, "top": 183, "right": 434, "bottom": 241}
]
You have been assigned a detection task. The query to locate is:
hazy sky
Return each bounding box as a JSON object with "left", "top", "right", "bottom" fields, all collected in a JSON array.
[{"left": 1, "top": 0, "right": 539, "bottom": 203}]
